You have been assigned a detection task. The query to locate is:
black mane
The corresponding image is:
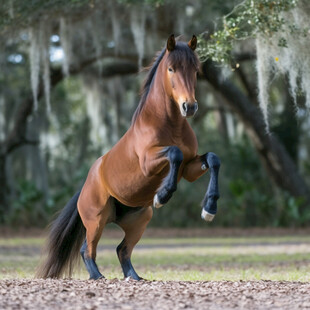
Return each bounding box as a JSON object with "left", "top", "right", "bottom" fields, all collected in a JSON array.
[
  {"left": 131, "top": 41, "right": 200, "bottom": 123},
  {"left": 131, "top": 48, "right": 166, "bottom": 123}
]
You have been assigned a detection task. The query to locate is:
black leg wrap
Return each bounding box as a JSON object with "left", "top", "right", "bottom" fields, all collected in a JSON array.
[
  {"left": 201, "top": 152, "right": 220, "bottom": 221},
  {"left": 80, "top": 239, "right": 104, "bottom": 280},
  {"left": 154, "top": 146, "right": 183, "bottom": 206},
  {"left": 117, "top": 241, "right": 141, "bottom": 280}
]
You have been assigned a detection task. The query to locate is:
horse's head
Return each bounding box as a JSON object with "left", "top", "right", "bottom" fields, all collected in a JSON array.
[{"left": 163, "top": 34, "right": 200, "bottom": 118}]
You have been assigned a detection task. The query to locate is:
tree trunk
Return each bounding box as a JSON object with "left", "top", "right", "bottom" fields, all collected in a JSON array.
[
  {"left": 202, "top": 60, "right": 310, "bottom": 207},
  {"left": 0, "top": 153, "right": 8, "bottom": 222},
  {"left": 0, "top": 58, "right": 138, "bottom": 222}
]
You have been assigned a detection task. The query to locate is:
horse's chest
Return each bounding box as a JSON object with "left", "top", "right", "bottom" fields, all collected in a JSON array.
[
  {"left": 172, "top": 129, "right": 198, "bottom": 162},
  {"left": 179, "top": 143, "right": 196, "bottom": 163},
  {"left": 172, "top": 125, "right": 198, "bottom": 163}
]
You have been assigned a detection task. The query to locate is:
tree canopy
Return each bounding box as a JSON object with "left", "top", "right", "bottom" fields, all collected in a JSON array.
[{"left": 1, "top": 0, "right": 310, "bottom": 227}]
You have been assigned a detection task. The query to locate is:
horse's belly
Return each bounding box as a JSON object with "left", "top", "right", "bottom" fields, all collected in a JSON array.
[{"left": 111, "top": 174, "right": 162, "bottom": 207}]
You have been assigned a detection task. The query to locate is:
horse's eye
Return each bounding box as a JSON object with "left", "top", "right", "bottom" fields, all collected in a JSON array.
[{"left": 168, "top": 68, "right": 174, "bottom": 73}]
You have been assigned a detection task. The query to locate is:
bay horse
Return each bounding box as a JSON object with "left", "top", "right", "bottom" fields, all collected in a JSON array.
[{"left": 37, "top": 34, "right": 220, "bottom": 281}]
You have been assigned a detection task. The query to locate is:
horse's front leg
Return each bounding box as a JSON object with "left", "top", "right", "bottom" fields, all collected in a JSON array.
[
  {"left": 183, "top": 152, "right": 220, "bottom": 222},
  {"left": 140, "top": 146, "right": 183, "bottom": 208}
]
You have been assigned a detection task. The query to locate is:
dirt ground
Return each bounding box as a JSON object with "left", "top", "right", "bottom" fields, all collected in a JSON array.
[
  {"left": 1, "top": 228, "right": 310, "bottom": 309},
  {"left": 1, "top": 278, "right": 310, "bottom": 310}
]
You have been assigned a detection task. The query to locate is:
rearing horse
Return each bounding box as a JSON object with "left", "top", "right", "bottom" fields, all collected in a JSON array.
[{"left": 37, "top": 35, "right": 220, "bottom": 281}]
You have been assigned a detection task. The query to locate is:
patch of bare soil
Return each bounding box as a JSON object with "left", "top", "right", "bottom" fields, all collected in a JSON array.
[{"left": 1, "top": 279, "right": 310, "bottom": 310}]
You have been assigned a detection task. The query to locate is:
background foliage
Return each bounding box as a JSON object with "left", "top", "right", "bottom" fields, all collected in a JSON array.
[{"left": 0, "top": 0, "right": 310, "bottom": 228}]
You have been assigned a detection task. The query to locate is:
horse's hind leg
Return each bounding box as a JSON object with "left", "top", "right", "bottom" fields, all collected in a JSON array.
[
  {"left": 115, "top": 205, "right": 153, "bottom": 280},
  {"left": 79, "top": 217, "right": 106, "bottom": 280},
  {"left": 80, "top": 238, "right": 103, "bottom": 280},
  {"left": 78, "top": 163, "right": 113, "bottom": 279}
]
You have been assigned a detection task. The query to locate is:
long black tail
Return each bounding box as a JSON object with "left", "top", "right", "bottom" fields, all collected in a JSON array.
[{"left": 36, "top": 191, "right": 86, "bottom": 278}]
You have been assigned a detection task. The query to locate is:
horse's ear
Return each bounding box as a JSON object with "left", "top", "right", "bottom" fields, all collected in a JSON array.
[
  {"left": 167, "top": 34, "right": 176, "bottom": 52},
  {"left": 188, "top": 35, "right": 197, "bottom": 51}
]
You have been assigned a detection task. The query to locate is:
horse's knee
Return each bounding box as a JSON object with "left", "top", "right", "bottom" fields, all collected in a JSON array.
[
  {"left": 206, "top": 152, "right": 221, "bottom": 169},
  {"left": 167, "top": 146, "right": 183, "bottom": 164}
]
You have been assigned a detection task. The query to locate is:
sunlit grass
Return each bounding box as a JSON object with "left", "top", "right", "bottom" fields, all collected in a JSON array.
[
  {"left": 2, "top": 235, "right": 310, "bottom": 247},
  {"left": 1, "top": 235, "right": 310, "bottom": 281},
  {"left": 139, "top": 266, "right": 310, "bottom": 282}
]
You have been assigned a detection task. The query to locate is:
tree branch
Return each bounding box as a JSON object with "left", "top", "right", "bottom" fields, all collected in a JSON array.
[
  {"left": 2, "top": 57, "right": 139, "bottom": 156},
  {"left": 236, "top": 66, "right": 258, "bottom": 105},
  {"left": 202, "top": 60, "right": 310, "bottom": 207}
]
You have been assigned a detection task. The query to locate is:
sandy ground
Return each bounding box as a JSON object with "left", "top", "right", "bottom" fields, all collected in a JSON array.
[
  {"left": 1, "top": 228, "right": 310, "bottom": 309},
  {"left": 1, "top": 278, "right": 310, "bottom": 310}
]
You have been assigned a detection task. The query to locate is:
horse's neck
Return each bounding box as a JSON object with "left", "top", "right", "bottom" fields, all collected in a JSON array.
[{"left": 132, "top": 88, "right": 193, "bottom": 145}]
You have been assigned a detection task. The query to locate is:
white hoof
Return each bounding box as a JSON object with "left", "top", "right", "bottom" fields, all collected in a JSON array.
[
  {"left": 153, "top": 194, "right": 163, "bottom": 209},
  {"left": 201, "top": 209, "right": 215, "bottom": 222}
]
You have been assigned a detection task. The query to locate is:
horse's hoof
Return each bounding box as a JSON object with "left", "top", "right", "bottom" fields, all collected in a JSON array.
[
  {"left": 153, "top": 194, "right": 163, "bottom": 209},
  {"left": 97, "top": 275, "right": 105, "bottom": 280},
  {"left": 125, "top": 275, "right": 142, "bottom": 281},
  {"left": 201, "top": 209, "right": 215, "bottom": 222},
  {"left": 90, "top": 275, "right": 105, "bottom": 280}
]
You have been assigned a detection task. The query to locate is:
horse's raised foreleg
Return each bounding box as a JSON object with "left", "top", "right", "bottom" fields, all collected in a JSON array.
[
  {"left": 183, "top": 152, "right": 220, "bottom": 222},
  {"left": 153, "top": 146, "right": 184, "bottom": 208},
  {"left": 141, "top": 146, "right": 183, "bottom": 208},
  {"left": 115, "top": 206, "right": 153, "bottom": 280}
]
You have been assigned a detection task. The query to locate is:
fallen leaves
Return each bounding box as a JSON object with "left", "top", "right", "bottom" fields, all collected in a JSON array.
[{"left": 1, "top": 279, "right": 310, "bottom": 309}]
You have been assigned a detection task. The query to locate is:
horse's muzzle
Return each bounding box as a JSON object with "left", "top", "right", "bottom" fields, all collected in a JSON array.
[{"left": 181, "top": 102, "right": 198, "bottom": 117}]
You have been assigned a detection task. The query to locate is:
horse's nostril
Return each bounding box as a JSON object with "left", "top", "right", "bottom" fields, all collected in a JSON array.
[{"left": 182, "top": 102, "right": 187, "bottom": 112}]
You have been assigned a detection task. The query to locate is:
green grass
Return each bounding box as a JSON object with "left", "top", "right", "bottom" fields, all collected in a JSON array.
[
  {"left": 1, "top": 235, "right": 310, "bottom": 281},
  {"left": 1, "top": 235, "right": 310, "bottom": 247}
]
